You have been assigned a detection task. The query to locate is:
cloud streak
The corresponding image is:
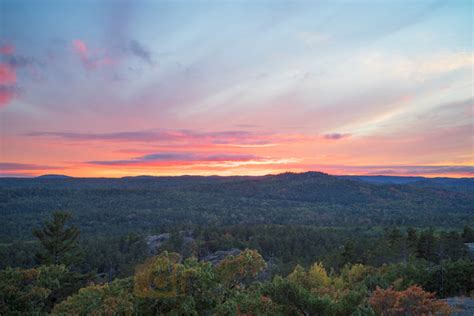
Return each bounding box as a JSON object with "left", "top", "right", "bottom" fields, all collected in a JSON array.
[
  {"left": 0, "top": 63, "right": 17, "bottom": 107},
  {"left": 362, "top": 165, "right": 474, "bottom": 176},
  {"left": 0, "top": 64, "right": 16, "bottom": 85},
  {"left": 129, "top": 40, "right": 153, "bottom": 65},
  {"left": 323, "top": 133, "right": 351, "bottom": 140},
  {"left": 0, "top": 162, "right": 61, "bottom": 171},
  {"left": 26, "top": 129, "right": 354, "bottom": 146},
  {"left": 303, "top": 164, "right": 474, "bottom": 177},
  {"left": 0, "top": 85, "right": 20, "bottom": 107},
  {"left": 87, "top": 152, "right": 260, "bottom": 166},
  {"left": 72, "top": 39, "right": 114, "bottom": 70},
  {"left": 0, "top": 44, "right": 14, "bottom": 55},
  {"left": 26, "top": 129, "right": 280, "bottom": 146}
]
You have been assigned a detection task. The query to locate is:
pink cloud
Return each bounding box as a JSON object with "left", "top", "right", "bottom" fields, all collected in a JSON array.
[
  {"left": 0, "top": 63, "right": 17, "bottom": 108},
  {"left": 0, "top": 88, "right": 15, "bottom": 108},
  {"left": 72, "top": 39, "right": 88, "bottom": 56},
  {"left": 72, "top": 39, "right": 115, "bottom": 70},
  {"left": 0, "top": 64, "right": 16, "bottom": 85},
  {"left": 0, "top": 44, "right": 14, "bottom": 55},
  {"left": 72, "top": 39, "right": 92, "bottom": 68}
]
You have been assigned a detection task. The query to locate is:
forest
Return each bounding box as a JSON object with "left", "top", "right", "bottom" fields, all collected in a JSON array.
[{"left": 0, "top": 172, "right": 473, "bottom": 314}]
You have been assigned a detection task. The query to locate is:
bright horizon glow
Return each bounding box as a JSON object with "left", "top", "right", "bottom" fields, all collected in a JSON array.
[
  {"left": 0, "top": 0, "right": 472, "bottom": 178},
  {"left": 3, "top": 169, "right": 474, "bottom": 179}
]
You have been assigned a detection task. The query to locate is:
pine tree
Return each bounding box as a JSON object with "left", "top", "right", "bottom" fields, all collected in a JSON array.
[
  {"left": 462, "top": 225, "right": 474, "bottom": 243},
  {"left": 417, "top": 228, "right": 437, "bottom": 262},
  {"left": 33, "top": 211, "right": 80, "bottom": 266}
]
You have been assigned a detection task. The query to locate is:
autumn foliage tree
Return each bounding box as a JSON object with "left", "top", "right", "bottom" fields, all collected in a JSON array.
[
  {"left": 133, "top": 251, "right": 219, "bottom": 314},
  {"left": 216, "top": 249, "right": 266, "bottom": 290},
  {"left": 369, "top": 285, "right": 451, "bottom": 316},
  {"left": 52, "top": 278, "right": 135, "bottom": 316}
]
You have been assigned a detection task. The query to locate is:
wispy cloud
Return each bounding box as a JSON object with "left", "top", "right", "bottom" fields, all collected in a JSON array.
[
  {"left": 0, "top": 44, "right": 14, "bottom": 55},
  {"left": 0, "top": 85, "right": 20, "bottom": 107},
  {"left": 297, "top": 31, "right": 329, "bottom": 47},
  {"left": 0, "top": 64, "right": 16, "bottom": 85},
  {"left": 87, "top": 152, "right": 259, "bottom": 166},
  {"left": 323, "top": 133, "right": 351, "bottom": 140},
  {"left": 362, "top": 165, "right": 474, "bottom": 176},
  {"left": 0, "top": 162, "right": 61, "bottom": 171},
  {"left": 0, "top": 63, "right": 17, "bottom": 107},
  {"left": 305, "top": 164, "right": 474, "bottom": 176},
  {"left": 26, "top": 128, "right": 353, "bottom": 145},
  {"left": 72, "top": 39, "right": 114, "bottom": 70},
  {"left": 361, "top": 51, "right": 473, "bottom": 81},
  {"left": 129, "top": 40, "right": 153, "bottom": 65},
  {"left": 2, "top": 55, "right": 38, "bottom": 69},
  {"left": 25, "top": 129, "right": 279, "bottom": 146}
]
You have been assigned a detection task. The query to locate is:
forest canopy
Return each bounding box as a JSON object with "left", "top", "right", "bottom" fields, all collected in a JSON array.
[{"left": 0, "top": 173, "right": 473, "bottom": 314}]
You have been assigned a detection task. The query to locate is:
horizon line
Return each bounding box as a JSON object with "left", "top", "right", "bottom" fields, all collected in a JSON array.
[{"left": 1, "top": 171, "right": 473, "bottom": 180}]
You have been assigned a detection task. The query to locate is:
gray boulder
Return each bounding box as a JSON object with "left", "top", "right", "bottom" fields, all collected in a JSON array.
[
  {"left": 445, "top": 297, "right": 474, "bottom": 316},
  {"left": 202, "top": 248, "right": 241, "bottom": 266}
]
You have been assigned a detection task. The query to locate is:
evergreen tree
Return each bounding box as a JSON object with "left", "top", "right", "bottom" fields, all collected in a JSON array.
[
  {"left": 417, "top": 228, "right": 437, "bottom": 262},
  {"left": 33, "top": 211, "right": 80, "bottom": 266},
  {"left": 341, "top": 241, "right": 357, "bottom": 266},
  {"left": 462, "top": 225, "right": 474, "bottom": 243},
  {"left": 406, "top": 227, "right": 418, "bottom": 251}
]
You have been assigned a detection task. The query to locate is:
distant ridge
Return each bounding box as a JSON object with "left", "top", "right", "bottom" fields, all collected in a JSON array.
[
  {"left": 1, "top": 170, "right": 472, "bottom": 239},
  {"left": 19, "top": 172, "right": 472, "bottom": 192},
  {"left": 36, "top": 174, "right": 73, "bottom": 179},
  {"left": 340, "top": 175, "right": 474, "bottom": 192},
  {"left": 339, "top": 175, "right": 425, "bottom": 184}
]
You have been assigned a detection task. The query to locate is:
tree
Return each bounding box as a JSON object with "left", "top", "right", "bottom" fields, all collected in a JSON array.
[
  {"left": 52, "top": 278, "right": 135, "bottom": 316},
  {"left": 0, "top": 265, "right": 84, "bottom": 314},
  {"left": 33, "top": 211, "right": 80, "bottom": 266},
  {"left": 216, "top": 249, "right": 266, "bottom": 290},
  {"left": 417, "top": 228, "right": 437, "bottom": 262},
  {"left": 133, "top": 251, "right": 219, "bottom": 315},
  {"left": 462, "top": 225, "right": 474, "bottom": 243},
  {"left": 263, "top": 276, "right": 333, "bottom": 316},
  {"left": 282, "top": 262, "right": 369, "bottom": 315},
  {"left": 406, "top": 227, "right": 418, "bottom": 254},
  {"left": 340, "top": 241, "right": 357, "bottom": 266},
  {"left": 369, "top": 285, "right": 451, "bottom": 315}
]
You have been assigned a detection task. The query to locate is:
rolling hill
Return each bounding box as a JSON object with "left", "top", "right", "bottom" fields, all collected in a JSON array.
[{"left": 0, "top": 172, "right": 472, "bottom": 241}]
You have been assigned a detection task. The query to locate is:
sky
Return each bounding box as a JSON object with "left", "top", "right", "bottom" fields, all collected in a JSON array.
[{"left": 0, "top": 0, "right": 472, "bottom": 178}]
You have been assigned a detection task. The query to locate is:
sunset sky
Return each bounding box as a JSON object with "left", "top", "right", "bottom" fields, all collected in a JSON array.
[{"left": 0, "top": 0, "right": 472, "bottom": 177}]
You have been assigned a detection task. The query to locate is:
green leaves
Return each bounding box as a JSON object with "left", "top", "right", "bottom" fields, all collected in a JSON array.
[
  {"left": 33, "top": 211, "right": 80, "bottom": 266},
  {"left": 3, "top": 247, "right": 470, "bottom": 315},
  {"left": 52, "top": 278, "right": 135, "bottom": 316},
  {"left": 216, "top": 249, "right": 267, "bottom": 290},
  {"left": 0, "top": 265, "right": 75, "bottom": 315},
  {"left": 133, "top": 252, "right": 218, "bottom": 315}
]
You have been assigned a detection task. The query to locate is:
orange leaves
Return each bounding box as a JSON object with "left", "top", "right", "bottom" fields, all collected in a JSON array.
[
  {"left": 133, "top": 252, "right": 182, "bottom": 298},
  {"left": 370, "top": 286, "right": 401, "bottom": 314},
  {"left": 369, "top": 285, "right": 451, "bottom": 315},
  {"left": 216, "top": 249, "right": 266, "bottom": 289},
  {"left": 51, "top": 279, "right": 135, "bottom": 315}
]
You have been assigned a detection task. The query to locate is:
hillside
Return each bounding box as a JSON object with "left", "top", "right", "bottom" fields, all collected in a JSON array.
[
  {"left": 0, "top": 172, "right": 472, "bottom": 242},
  {"left": 342, "top": 175, "right": 474, "bottom": 192}
]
